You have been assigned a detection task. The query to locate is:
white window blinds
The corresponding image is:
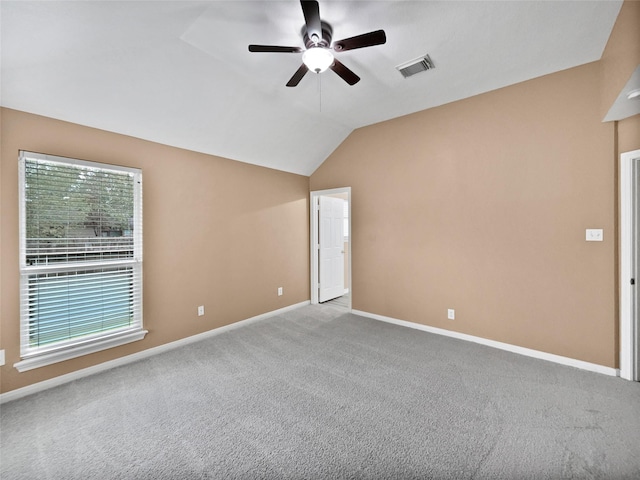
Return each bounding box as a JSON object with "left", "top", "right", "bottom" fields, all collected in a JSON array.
[{"left": 17, "top": 152, "right": 145, "bottom": 371}]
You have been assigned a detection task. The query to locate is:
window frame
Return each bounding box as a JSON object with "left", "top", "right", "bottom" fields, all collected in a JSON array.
[{"left": 15, "top": 151, "right": 146, "bottom": 372}]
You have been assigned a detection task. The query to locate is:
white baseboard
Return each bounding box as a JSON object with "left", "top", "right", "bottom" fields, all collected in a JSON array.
[
  {"left": 352, "top": 309, "right": 619, "bottom": 378},
  {"left": 1, "top": 300, "right": 310, "bottom": 404}
]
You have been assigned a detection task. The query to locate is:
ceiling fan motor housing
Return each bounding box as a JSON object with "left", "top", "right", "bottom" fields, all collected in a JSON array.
[{"left": 303, "top": 21, "right": 333, "bottom": 48}]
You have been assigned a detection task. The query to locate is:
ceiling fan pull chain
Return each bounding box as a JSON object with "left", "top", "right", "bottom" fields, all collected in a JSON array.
[{"left": 317, "top": 72, "right": 322, "bottom": 113}]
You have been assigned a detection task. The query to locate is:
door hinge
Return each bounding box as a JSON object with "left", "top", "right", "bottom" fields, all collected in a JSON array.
[{"left": 632, "top": 278, "right": 635, "bottom": 285}]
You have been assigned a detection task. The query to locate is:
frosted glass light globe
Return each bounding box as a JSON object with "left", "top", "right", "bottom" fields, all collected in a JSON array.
[{"left": 302, "top": 47, "right": 334, "bottom": 73}]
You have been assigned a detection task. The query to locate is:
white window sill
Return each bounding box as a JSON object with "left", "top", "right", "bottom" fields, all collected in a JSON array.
[{"left": 14, "top": 329, "right": 148, "bottom": 372}]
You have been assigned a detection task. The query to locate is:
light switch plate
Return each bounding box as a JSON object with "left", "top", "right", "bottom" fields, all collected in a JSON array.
[
  {"left": 0, "top": 349, "right": 5, "bottom": 367},
  {"left": 586, "top": 229, "right": 603, "bottom": 241}
]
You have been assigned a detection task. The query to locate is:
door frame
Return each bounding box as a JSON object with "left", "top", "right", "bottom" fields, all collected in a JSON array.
[
  {"left": 620, "top": 149, "right": 640, "bottom": 381},
  {"left": 310, "top": 187, "right": 351, "bottom": 309}
]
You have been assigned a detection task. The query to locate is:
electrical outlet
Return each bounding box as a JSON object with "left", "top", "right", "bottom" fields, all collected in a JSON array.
[
  {"left": 586, "top": 229, "right": 603, "bottom": 241},
  {"left": 277, "top": 287, "right": 283, "bottom": 296},
  {"left": 0, "top": 349, "right": 5, "bottom": 366},
  {"left": 448, "top": 309, "right": 455, "bottom": 320},
  {"left": 197, "top": 305, "right": 205, "bottom": 316}
]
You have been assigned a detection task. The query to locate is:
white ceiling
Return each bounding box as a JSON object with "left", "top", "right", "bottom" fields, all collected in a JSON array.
[{"left": 0, "top": 1, "right": 623, "bottom": 176}]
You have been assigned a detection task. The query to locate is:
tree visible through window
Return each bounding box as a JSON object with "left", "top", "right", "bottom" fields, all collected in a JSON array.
[{"left": 17, "top": 152, "right": 145, "bottom": 370}]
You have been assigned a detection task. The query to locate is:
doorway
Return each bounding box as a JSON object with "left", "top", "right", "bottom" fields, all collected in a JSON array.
[
  {"left": 620, "top": 149, "right": 640, "bottom": 381},
  {"left": 310, "top": 187, "right": 351, "bottom": 309}
]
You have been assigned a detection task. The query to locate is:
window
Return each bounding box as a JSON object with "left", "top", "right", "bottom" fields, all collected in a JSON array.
[{"left": 16, "top": 152, "right": 146, "bottom": 372}]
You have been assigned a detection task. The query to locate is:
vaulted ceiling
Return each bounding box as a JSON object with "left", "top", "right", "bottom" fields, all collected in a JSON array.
[{"left": 0, "top": 1, "right": 623, "bottom": 176}]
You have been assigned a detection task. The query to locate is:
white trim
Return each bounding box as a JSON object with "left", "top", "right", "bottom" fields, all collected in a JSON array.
[
  {"left": 310, "top": 194, "right": 319, "bottom": 304},
  {"left": 310, "top": 187, "right": 352, "bottom": 310},
  {"left": 14, "top": 329, "right": 148, "bottom": 372},
  {"left": 1, "top": 301, "right": 310, "bottom": 404},
  {"left": 310, "top": 187, "right": 352, "bottom": 197},
  {"left": 353, "top": 309, "right": 619, "bottom": 377},
  {"left": 19, "top": 150, "right": 140, "bottom": 175},
  {"left": 620, "top": 149, "right": 640, "bottom": 381}
]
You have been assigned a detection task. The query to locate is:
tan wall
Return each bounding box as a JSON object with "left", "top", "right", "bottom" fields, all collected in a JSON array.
[
  {"left": 311, "top": 62, "right": 617, "bottom": 367},
  {"left": 617, "top": 115, "right": 640, "bottom": 153},
  {"left": 0, "top": 108, "right": 310, "bottom": 394}
]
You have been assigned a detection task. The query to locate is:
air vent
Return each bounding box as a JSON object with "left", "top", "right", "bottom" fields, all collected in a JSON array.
[{"left": 396, "top": 54, "right": 435, "bottom": 78}]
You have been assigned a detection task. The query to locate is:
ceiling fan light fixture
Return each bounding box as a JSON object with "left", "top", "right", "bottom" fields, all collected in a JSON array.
[{"left": 303, "top": 47, "right": 334, "bottom": 73}]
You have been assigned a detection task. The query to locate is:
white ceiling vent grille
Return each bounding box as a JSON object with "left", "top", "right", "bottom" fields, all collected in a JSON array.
[{"left": 396, "top": 55, "right": 435, "bottom": 78}]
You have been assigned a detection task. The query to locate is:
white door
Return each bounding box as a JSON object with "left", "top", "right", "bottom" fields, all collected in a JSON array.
[
  {"left": 319, "top": 196, "right": 345, "bottom": 302},
  {"left": 620, "top": 149, "right": 640, "bottom": 381},
  {"left": 633, "top": 160, "right": 640, "bottom": 381}
]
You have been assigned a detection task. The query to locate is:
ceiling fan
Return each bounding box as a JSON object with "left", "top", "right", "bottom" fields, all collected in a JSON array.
[{"left": 248, "top": 0, "right": 386, "bottom": 87}]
